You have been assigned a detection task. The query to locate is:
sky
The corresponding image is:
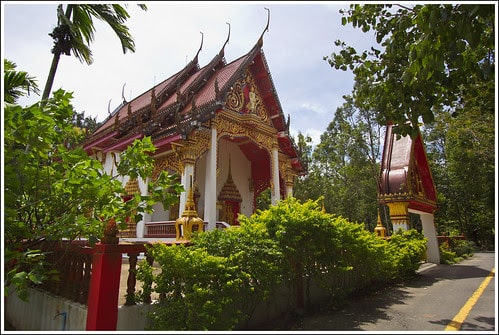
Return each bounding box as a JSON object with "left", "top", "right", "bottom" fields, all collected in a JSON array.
[{"left": 2, "top": 1, "right": 380, "bottom": 146}]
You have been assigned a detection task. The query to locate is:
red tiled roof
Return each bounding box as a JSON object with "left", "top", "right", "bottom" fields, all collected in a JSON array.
[{"left": 82, "top": 37, "right": 305, "bottom": 175}]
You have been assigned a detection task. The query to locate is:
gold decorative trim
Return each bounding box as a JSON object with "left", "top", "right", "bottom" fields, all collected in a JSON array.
[
  {"left": 171, "top": 129, "right": 211, "bottom": 174},
  {"left": 215, "top": 111, "right": 277, "bottom": 149},
  {"left": 124, "top": 178, "right": 140, "bottom": 196},
  {"left": 225, "top": 69, "right": 270, "bottom": 125},
  {"left": 153, "top": 153, "right": 181, "bottom": 178}
]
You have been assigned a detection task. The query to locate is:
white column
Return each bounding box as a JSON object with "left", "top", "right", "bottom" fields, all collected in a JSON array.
[
  {"left": 136, "top": 177, "right": 148, "bottom": 238},
  {"left": 179, "top": 163, "right": 195, "bottom": 216},
  {"left": 419, "top": 211, "right": 441, "bottom": 264},
  {"left": 138, "top": 213, "right": 150, "bottom": 238},
  {"left": 271, "top": 147, "right": 280, "bottom": 205},
  {"left": 204, "top": 128, "right": 217, "bottom": 230},
  {"left": 286, "top": 184, "right": 293, "bottom": 198}
]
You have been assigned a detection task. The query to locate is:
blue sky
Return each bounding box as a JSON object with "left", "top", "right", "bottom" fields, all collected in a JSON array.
[{"left": 2, "top": 1, "right": 380, "bottom": 146}]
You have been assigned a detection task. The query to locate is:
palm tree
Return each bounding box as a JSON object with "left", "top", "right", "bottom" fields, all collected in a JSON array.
[
  {"left": 4, "top": 59, "right": 40, "bottom": 104},
  {"left": 42, "top": 4, "right": 147, "bottom": 101}
]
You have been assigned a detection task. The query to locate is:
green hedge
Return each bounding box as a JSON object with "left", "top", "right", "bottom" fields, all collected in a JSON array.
[{"left": 137, "top": 197, "right": 427, "bottom": 330}]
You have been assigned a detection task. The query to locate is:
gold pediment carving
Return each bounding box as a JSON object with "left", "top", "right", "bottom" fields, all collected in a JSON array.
[
  {"left": 215, "top": 111, "right": 277, "bottom": 150},
  {"left": 225, "top": 69, "right": 271, "bottom": 125}
]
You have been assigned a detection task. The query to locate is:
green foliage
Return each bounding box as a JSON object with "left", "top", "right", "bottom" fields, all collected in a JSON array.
[
  {"left": 255, "top": 188, "right": 271, "bottom": 211},
  {"left": 388, "top": 229, "right": 427, "bottom": 277},
  {"left": 140, "top": 244, "right": 244, "bottom": 330},
  {"left": 450, "top": 239, "right": 476, "bottom": 258},
  {"left": 3, "top": 59, "right": 40, "bottom": 103},
  {"left": 4, "top": 249, "right": 59, "bottom": 302},
  {"left": 251, "top": 197, "right": 397, "bottom": 298},
  {"left": 439, "top": 242, "right": 458, "bottom": 265},
  {"left": 422, "top": 93, "right": 495, "bottom": 249},
  {"left": 4, "top": 83, "right": 183, "bottom": 300},
  {"left": 439, "top": 238, "right": 476, "bottom": 265},
  {"left": 327, "top": 4, "right": 495, "bottom": 138},
  {"left": 54, "top": 4, "right": 145, "bottom": 64},
  {"left": 192, "top": 220, "right": 284, "bottom": 305},
  {"left": 140, "top": 221, "right": 283, "bottom": 330},
  {"left": 43, "top": 4, "right": 147, "bottom": 100},
  {"left": 295, "top": 97, "right": 381, "bottom": 228},
  {"left": 139, "top": 197, "right": 429, "bottom": 330},
  {"left": 135, "top": 258, "right": 153, "bottom": 304}
]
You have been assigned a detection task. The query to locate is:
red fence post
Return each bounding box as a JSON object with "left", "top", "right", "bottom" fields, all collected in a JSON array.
[{"left": 85, "top": 242, "right": 122, "bottom": 330}]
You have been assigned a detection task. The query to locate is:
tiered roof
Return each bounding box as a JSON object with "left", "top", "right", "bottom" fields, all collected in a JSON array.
[{"left": 82, "top": 19, "right": 305, "bottom": 176}]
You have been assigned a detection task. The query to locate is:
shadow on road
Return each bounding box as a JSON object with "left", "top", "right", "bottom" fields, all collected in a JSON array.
[
  {"left": 287, "top": 279, "right": 428, "bottom": 331},
  {"left": 282, "top": 258, "right": 494, "bottom": 331}
]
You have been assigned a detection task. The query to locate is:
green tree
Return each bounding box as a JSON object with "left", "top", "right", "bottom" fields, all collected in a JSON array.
[
  {"left": 4, "top": 65, "right": 183, "bottom": 300},
  {"left": 422, "top": 101, "right": 495, "bottom": 248},
  {"left": 42, "top": 4, "right": 147, "bottom": 100},
  {"left": 302, "top": 97, "right": 382, "bottom": 229},
  {"left": 326, "top": 4, "right": 495, "bottom": 138},
  {"left": 70, "top": 110, "right": 100, "bottom": 146},
  {"left": 292, "top": 132, "right": 319, "bottom": 202}
]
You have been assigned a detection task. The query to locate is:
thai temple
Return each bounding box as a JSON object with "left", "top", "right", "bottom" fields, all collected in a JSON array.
[{"left": 82, "top": 16, "right": 306, "bottom": 239}]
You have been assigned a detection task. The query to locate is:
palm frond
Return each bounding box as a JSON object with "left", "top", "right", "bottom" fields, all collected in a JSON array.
[{"left": 4, "top": 59, "right": 40, "bottom": 103}]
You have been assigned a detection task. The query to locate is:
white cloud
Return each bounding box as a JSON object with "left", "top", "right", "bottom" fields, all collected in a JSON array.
[
  {"left": 289, "top": 126, "right": 323, "bottom": 148},
  {"left": 300, "top": 102, "right": 326, "bottom": 116}
]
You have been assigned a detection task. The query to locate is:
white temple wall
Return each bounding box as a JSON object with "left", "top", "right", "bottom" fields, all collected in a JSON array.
[
  {"left": 102, "top": 151, "right": 117, "bottom": 176},
  {"left": 96, "top": 140, "right": 255, "bottom": 225},
  {"left": 150, "top": 202, "right": 170, "bottom": 221}
]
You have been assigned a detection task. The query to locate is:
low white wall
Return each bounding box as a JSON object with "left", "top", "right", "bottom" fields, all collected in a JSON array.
[
  {"left": 5, "top": 286, "right": 87, "bottom": 331},
  {"left": 117, "top": 303, "right": 154, "bottom": 330},
  {"left": 5, "top": 280, "right": 331, "bottom": 331},
  {"left": 5, "top": 286, "right": 154, "bottom": 331},
  {"left": 243, "top": 277, "right": 332, "bottom": 328}
]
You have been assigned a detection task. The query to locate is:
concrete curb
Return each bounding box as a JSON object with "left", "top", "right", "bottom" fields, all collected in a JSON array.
[{"left": 416, "top": 262, "right": 438, "bottom": 274}]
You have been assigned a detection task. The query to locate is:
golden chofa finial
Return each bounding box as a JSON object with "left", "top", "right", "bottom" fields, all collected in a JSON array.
[{"left": 257, "top": 7, "right": 270, "bottom": 47}]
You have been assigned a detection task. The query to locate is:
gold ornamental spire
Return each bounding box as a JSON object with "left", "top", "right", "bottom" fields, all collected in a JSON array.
[
  {"left": 175, "top": 175, "right": 204, "bottom": 240},
  {"left": 181, "top": 175, "right": 199, "bottom": 218}
]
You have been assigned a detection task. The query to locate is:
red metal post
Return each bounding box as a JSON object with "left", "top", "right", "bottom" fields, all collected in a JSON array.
[{"left": 85, "top": 243, "right": 123, "bottom": 330}]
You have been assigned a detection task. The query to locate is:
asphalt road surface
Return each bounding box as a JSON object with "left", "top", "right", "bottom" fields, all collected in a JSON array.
[{"left": 287, "top": 252, "right": 496, "bottom": 332}]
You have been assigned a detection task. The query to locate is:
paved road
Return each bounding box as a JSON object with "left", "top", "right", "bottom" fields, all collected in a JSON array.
[{"left": 288, "top": 252, "right": 496, "bottom": 332}]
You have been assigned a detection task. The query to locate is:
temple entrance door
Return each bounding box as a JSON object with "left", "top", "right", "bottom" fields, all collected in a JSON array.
[{"left": 222, "top": 200, "right": 240, "bottom": 225}]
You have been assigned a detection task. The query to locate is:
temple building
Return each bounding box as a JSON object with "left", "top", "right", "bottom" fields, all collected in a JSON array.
[
  {"left": 378, "top": 123, "right": 440, "bottom": 264},
  {"left": 82, "top": 21, "right": 306, "bottom": 239}
]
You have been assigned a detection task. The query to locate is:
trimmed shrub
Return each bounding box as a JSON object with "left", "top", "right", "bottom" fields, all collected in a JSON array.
[
  {"left": 137, "top": 197, "right": 430, "bottom": 330},
  {"left": 388, "top": 229, "right": 427, "bottom": 277},
  {"left": 139, "top": 220, "right": 283, "bottom": 330}
]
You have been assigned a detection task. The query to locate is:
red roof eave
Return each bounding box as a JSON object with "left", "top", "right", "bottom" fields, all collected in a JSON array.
[
  {"left": 83, "top": 130, "right": 119, "bottom": 153},
  {"left": 103, "top": 133, "right": 144, "bottom": 153}
]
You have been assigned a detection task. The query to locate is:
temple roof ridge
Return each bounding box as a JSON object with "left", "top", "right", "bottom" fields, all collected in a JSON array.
[{"left": 378, "top": 123, "right": 437, "bottom": 213}]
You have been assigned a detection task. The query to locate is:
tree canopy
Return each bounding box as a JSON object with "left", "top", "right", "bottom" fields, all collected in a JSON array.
[
  {"left": 325, "top": 4, "right": 495, "bottom": 138},
  {"left": 293, "top": 3, "right": 495, "bottom": 247}
]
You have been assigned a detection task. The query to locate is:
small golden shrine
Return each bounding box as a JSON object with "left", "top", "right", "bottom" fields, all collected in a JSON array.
[{"left": 374, "top": 210, "right": 387, "bottom": 238}]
